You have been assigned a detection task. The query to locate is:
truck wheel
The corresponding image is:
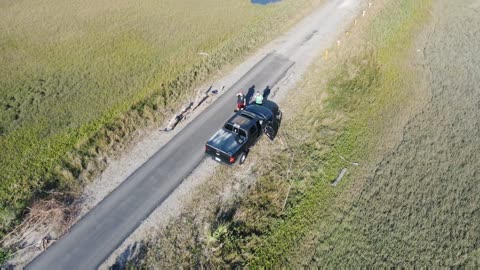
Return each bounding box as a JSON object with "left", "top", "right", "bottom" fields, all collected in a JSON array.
[
  {"left": 276, "top": 111, "right": 282, "bottom": 120},
  {"left": 239, "top": 151, "right": 247, "bottom": 165}
]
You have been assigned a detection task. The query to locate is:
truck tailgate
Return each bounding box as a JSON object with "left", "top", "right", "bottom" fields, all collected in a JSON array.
[{"left": 205, "top": 144, "right": 233, "bottom": 164}]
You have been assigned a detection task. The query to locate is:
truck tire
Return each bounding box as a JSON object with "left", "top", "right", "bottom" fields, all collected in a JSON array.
[
  {"left": 276, "top": 111, "right": 282, "bottom": 120},
  {"left": 239, "top": 151, "right": 248, "bottom": 165}
]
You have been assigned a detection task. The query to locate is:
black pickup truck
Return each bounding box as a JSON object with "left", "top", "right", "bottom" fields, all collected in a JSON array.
[{"left": 205, "top": 102, "right": 280, "bottom": 165}]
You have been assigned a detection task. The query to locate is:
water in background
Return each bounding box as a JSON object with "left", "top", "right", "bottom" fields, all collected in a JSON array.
[{"left": 251, "top": 0, "right": 282, "bottom": 5}]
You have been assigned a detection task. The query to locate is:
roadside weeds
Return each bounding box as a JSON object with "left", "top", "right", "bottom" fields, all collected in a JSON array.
[
  {"left": 1, "top": 0, "right": 334, "bottom": 266},
  {"left": 138, "top": 0, "right": 434, "bottom": 267},
  {"left": 0, "top": 0, "right": 327, "bottom": 252}
]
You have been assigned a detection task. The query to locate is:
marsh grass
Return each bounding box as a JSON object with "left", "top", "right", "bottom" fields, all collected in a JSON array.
[{"left": 0, "top": 0, "right": 326, "bottom": 236}]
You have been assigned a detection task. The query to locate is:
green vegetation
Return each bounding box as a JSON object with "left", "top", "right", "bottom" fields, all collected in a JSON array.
[
  {"left": 0, "top": 248, "right": 9, "bottom": 264},
  {"left": 142, "top": 0, "right": 435, "bottom": 267},
  {"left": 306, "top": 0, "right": 480, "bottom": 266},
  {"left": 203, "top": 53, "right": 385, "bottom": 267},
  {"left": 0, "top": 0, "right": 325, "bottom": 235},
  {"left": 229, "top": 0, "right": 433, "bottom": 266}
]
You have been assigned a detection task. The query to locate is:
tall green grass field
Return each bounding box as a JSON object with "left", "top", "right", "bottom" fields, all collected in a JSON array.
[{"left": 0, "top": 0, "right": 324, "bottom": 235}]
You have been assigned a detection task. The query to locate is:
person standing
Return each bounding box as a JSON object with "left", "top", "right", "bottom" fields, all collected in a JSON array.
[
  {"left": 254, "top": 91, "right": 263, "bottom": 105},
  {"left": 236, "top": 92, "right": 246, "bottom": 111}
]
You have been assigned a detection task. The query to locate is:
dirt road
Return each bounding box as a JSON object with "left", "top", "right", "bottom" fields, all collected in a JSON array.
[{"left": 26, "top": 1, "right": 362, "bottom": 269}]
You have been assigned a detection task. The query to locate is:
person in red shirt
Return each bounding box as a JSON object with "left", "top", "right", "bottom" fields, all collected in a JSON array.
[{"left": 236, "top": 92, "right": 246, "bottom": 111}]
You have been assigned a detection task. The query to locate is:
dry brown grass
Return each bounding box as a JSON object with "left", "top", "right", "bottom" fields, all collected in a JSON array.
[{"left": 1, "top": 194, "right": 78, "bottom": 260}]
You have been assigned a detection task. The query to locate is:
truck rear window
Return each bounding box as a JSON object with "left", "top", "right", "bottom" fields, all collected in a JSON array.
[{"left": 224, "top": 124, "right": 247, "bottom": 138}]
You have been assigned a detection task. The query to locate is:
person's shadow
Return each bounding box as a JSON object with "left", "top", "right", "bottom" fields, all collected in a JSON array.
[
  {"left": 263, "top": 85, "right": 271, "bottom": 100},
  {"left": 245, "top": 85, "right": 255, "bottom": 104}
]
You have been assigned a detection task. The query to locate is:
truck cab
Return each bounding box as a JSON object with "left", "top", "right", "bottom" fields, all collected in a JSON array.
[{"left": 205, "top": 103, "right": 280, "bottom": 165}]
